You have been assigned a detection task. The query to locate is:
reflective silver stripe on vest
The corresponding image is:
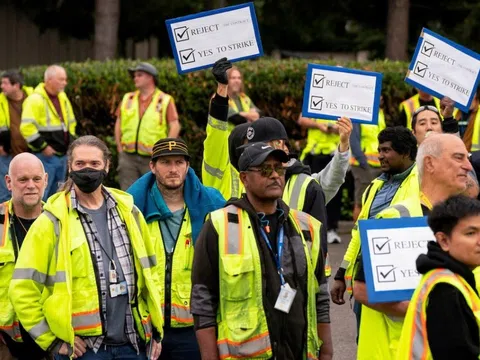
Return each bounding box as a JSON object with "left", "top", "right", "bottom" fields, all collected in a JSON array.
[
  {"left": 72, "top": 310, "right": 102, "bottom": 331},
  {"left": 26, "top": 133, "right": 41, "bottom": 143},
  {"left": 225, "top": 205, "right": 241, "bottom": 255},
  {"left": 218, "top": 333, "right": 271, "bottom": 359},
  {"left": 231, "top": 167, "right": 240, "bottom": 198},
  {"left": 139, "top": 255, "right": 157, "bottom": 269},
  {"left": 287, "top": 173, "right": 310, "bottom": 210},
  {"left": 0, "top": 126, "right": 8, "bottom": 132},
  {"left": 390, "top": 204, "right": 411, "bottom": 217},
  {"left": 11, "top": 268, "right": 66, "bottom": 286},
  {"left": 21, "top": 118, "right": 39, "bottom": 126},
  {"left": 171, "top": 304, "right": 193, "bottom": 323},
  {"left": 410, "top": 269, "right": 453, "bottom": 358},
  {"left": 293, "top": 210, "right": 310, "bottom": 232},
  {"left": 29, "top": 318, "right": 50, "bottom": 340},
  {"left": 340, "top": 260, "right": 350, "bottom": 269},
  {"left": 203, "top": 161, "right": 224, "bottom": 179},
  {"left": 208, "top": 116, "right": 228, "bottom": 131},
  {"left": 43, "top": 211, "right": 60, "bottom": 238}
]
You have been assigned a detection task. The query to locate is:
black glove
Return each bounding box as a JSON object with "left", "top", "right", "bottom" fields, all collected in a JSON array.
[{"left": 212, "top": 57, "right": 232, "bottom": 85}]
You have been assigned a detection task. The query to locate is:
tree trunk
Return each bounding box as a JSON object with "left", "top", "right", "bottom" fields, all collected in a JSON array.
[
  {"left": 385, "top": 0, "right": 409, "bottom": 61},
  {"left": 94, "top": 0, "right": 120, "bottom": 60}
]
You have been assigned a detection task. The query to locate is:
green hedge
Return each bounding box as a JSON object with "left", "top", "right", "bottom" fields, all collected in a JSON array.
[{"left": 18, "top": 58, "right": 415, "bottom": 187}]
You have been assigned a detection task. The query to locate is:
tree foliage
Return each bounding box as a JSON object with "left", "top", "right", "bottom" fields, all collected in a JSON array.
[{"left": 2, "top": 0, "right": 480, "bottom": 58}]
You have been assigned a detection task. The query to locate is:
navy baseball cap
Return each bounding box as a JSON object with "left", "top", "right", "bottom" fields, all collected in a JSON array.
[{"left": 238, "top": 142, "right": 289, "bottom": 171}]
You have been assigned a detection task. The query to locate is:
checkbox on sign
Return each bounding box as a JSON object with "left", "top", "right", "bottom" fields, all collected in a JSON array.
[
  {"left": 372, "top": 237, "right": 391, "bottom": 255},
  {"left": 376, "top": 265, "right": 396, "bottom": 283},
  {"left": 421, "top": 41, "right": 434, "bottom": 57},
  {"left": 310, "top": 96, "right": 323, "bottom": 111},
  {"left": 312, "top": 74, "right": 325, "bottom": 88},
  {"left": 179, "top": 48, "right": 195, "bottom": 65},
  {"left": 174, "top": 26, "right": 189, "bottom": 42},
  {"left": 414, "top": 61, "right": 428, "bottom": 78}
]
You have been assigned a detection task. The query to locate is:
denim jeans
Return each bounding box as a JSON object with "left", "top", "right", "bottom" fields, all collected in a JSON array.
[
  {"left": 55, "top": 343, "right": 147, "bottom": 360},
  {"left": 0, "top": 155, "right": 12, "bottom": 203},
  {"left": 35, "top": 153, "right": 67, "bottom": 200},
  {"left": 159, "top": 327, "right": 200, "bottom": 360}
]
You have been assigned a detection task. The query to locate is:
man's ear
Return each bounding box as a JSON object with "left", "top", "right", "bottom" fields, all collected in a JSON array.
[
  {"left": 5, "top": 175, "right": 11, "bottom": 192},
  {"left": 435, "top": 232, "right": 450, "bottom": 252},
  {"left": 240, "top": 171, "right": 248, "bottom": 188},
  {"left": 149, "top": 160, "right": 155, "bottom": 173}
]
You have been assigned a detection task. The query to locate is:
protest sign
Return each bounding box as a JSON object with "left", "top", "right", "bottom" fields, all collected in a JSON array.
[
  {"left": 358, "top": 217, "right": 435, "bottom": 303},
  {"left": 406, "top": 28, "right": 480, "bottom": 112},
  {"left": 166, "top": 3, "right": 263, "bottom": 74},
  {"left": 301, "top": 64, "right": 382, "bottom": 124}
]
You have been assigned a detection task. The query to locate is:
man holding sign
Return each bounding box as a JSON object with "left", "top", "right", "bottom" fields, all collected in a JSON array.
[{"left": 353, "top": 133, "right": 472, "bottom": 360}]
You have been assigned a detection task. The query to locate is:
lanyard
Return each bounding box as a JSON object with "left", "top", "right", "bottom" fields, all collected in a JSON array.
[{"left": 260, "top": 225, "right": 286, "bottom": 285}]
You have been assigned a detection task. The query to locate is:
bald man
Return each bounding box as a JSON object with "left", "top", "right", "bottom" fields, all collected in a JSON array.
[
  {"left": 20, "top": 65, "right": 76, "bottom": 200},
  {"left": 0, "top": 153, "right": 48, "bottom": 360}
]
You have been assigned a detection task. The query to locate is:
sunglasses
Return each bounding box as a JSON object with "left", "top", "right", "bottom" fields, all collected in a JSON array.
[
  {"left": 247, "top": 165, "right": 287, "bottom": 177},
  {"left": 413, "top": 105, "right": 440, "bottom": 116}
]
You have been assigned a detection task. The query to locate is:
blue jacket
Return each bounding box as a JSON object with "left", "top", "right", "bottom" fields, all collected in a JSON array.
[{"left": 127, "top": 168, "right": 226, "bottom": 243}]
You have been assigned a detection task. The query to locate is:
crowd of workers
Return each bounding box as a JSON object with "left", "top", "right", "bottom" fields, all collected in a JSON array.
[{"left": 0, "top": 54, "right": 479, "bottom": 360}]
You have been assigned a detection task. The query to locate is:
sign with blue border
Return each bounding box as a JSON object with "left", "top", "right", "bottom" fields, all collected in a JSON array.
[
  {"left": 358, "top": 217, "right": 435, "bottom": 303},
  {"left": 166, "top": 3, "right": 263, "bottom": 74},
  {"left": 405, "top": 28, "right": 480, "bottom": 113},
  {"left": 301, "top": 64, "right": 383, "bottom": 124}
]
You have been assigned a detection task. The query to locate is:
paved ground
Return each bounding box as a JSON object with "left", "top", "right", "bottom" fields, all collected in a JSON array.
[{"left": 328, "top": 221, "right": 357, "bottom": 360}]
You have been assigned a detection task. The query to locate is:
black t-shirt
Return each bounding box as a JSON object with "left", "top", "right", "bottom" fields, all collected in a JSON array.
[{"left": 12, "top": 215, "right": 36, "bottom": 249}]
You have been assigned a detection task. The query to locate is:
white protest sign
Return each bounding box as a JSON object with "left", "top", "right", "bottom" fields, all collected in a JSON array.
[
  {"left": 359, "top": 217, "right": 435, "bottom": 303},
  {"left": 302, "top": 64, "right": 383, "bottom": 124},
  {"left": 406, "top": 28, "right": 480, "bottom": 112},
  {"left": 166, "top": 3, "right": 263, "bottom": 74}
]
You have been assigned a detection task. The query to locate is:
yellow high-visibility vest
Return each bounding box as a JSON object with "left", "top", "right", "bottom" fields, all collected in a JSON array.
[
  {"left": 9, "top": 189, "right": 163, "bottom": 350},
  {"left": 150, "top": 209, "right": 194, "bottom": 327},
  {"left": 396, "top": 268, "right": 480, "bottom": 360},
  {"left": 120, "top": 89, "right": 172, "bottom": 156},
  {"left": 300, "top": 120, "right": 339, "bottom": 160},
  {"left": 210, "top": 204, "right": 322, "bottom": 360}
]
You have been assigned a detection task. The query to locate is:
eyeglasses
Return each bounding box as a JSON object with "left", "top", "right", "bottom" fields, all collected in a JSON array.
[
  {"left": 413, "top": 105, "right": 440, "bottom": 116},
  {"left": 247, "top": 165, "right": 287, "bottom": 177}
]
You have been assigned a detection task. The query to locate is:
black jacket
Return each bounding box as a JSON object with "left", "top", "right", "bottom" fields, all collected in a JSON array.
[
  {"left": 416, "top": 241, "right": 479, "bottom": 360},
  {"left": 286, "top": 159, "right": 328, "bottom": 255},
  {"left": 191, "top": 196, "right": 327, "bottom": 360}
]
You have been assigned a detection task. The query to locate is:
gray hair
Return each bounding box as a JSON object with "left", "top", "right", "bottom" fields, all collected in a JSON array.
[
  {"left": 44, "top": 65, "right": 65, "bottom": 82},
  {"left": 416, "top": 133, "right": 449, "bottom": 184}
]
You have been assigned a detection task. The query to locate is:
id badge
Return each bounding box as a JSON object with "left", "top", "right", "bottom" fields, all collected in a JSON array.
[
  {"left": 109, "top": 269, "right": 118, "bottom": 284},
  {"left": 274, "top": 283, "right": 297, "bottom": 313},
  {"left": 109, "top": 281, "right": 128, "bottom": 298}
]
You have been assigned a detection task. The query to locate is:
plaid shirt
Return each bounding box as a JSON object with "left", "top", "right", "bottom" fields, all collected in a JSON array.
[{"left": 71, "top": 188, "right": 139, "bottom": 353}]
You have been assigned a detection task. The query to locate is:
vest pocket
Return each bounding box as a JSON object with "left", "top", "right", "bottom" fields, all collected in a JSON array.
[
  {"left": 221, "top": 254, "right": 254, "bottom": 301},
  {"left": 70, "top": 238, "right": 88, "bottom": 278}
]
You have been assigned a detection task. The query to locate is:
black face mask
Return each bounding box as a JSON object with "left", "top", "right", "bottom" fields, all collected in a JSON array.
[{"left": 69, "top": 168, "right": 107, "bottom": 194}]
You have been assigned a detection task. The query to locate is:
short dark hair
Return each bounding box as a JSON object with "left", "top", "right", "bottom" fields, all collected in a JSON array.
[
  {"left": 1, "top": 70, "right": 24, "bottom": 87},
  {"left": 428, "top": 195, "right": 480, "bottom": 236},
  {"left": 378, "top": 126, "right": 417, "bottom": 161}
]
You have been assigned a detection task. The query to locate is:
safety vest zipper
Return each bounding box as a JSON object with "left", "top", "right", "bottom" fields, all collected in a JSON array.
[{"left": 159, "top": 210, "right": 186, "bottom": 327}]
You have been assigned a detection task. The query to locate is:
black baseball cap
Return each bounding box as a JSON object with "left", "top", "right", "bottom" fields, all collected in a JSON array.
[
  {"left": 151, "top": 138, "right": 190, "bottom": 161},
  {"left": 238, "top": 142, "right": 289, "bottom": 171},
  {"left": 246, "top": 117, "right": 288, "bottom": 143}
]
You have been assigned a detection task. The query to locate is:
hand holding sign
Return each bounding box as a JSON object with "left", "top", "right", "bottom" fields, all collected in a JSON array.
[
  {"left": 440, "top": 96, "right": 455, "bottom": 118},
  {"left": 212, "top": 57, "right": 232, "bottom": 85},
  {"left": 337, "top": 117, "right": 353, "bottom": 152}
]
